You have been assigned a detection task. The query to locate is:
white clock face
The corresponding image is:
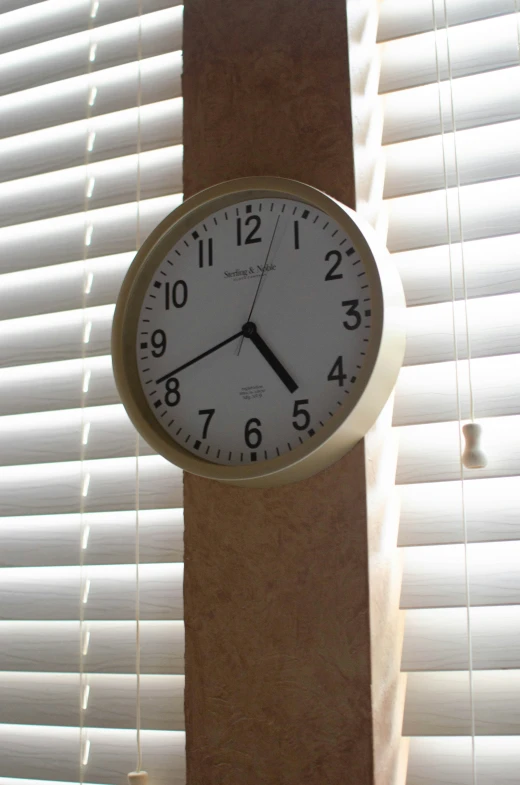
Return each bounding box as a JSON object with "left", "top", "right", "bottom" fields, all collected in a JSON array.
[{"left": 135, "top": 196, "right": 373, "bottom": 466}]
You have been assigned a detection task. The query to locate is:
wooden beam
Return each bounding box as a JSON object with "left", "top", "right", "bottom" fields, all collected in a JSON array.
[{"left": 182, "top": 2, "right": 385, "bottom": 782}]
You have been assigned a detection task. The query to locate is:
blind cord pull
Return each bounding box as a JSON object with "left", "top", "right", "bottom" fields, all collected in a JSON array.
[{"left": 462, "top": 422, "right": 487, "bottom": 469}]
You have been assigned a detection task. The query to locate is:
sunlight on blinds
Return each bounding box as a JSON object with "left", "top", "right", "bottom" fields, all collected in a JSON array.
[
  {"left": 351, "top": 0, "right": 520, "bottom": 781},
  {"left": 0, "top": 2, "right": 185, "bottom": 783}
]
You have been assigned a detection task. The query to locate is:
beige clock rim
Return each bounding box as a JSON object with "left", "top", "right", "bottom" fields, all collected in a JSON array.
[{"left": 112, "top": 176, "right": 405, "bottom": 487}]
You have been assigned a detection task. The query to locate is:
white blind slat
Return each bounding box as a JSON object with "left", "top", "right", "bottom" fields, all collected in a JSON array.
[
  {"left": 0, "top": 3, "right": 184, "bottom": 783},
  {"left": 399, "top": 476, "right": 520, "bottom": 547},
  {"left": 0, "top": 620, "right": 184, "bottom": 674},
  {"left": 373, "top": 2, "right": 520, "bottom": 781},
  {"left": 0, "top": 357, "right": 116, "bottom": 417},
  {"left": 0, "top": 255, "right": 132, "bottom": 321},
  {"left": 0, "top": 8, "right": 182, "bottom": 98},
  {"left": 0, "top": 673, "right": 184, "bottom": 730},
  {"left": 0, "top": 726, "right": 185, "bottom": 785},
  {"left": 395, "top": 233, "right": 520, "bottom": 307},
  {"left": 0, "top": 194, "right": 182, "bottom": 274},
  {"left": 380, "top": 13, "right": 518, "bottom": 93},
  {"left": 396, "top": 415, "right": 520, "bottom": 485},
  {"left": 403, "top": 670, "right": 520, "bottom": 735},
  {"left": 0, "top": 563, "right": 183, "bottom": 621},
  {"left": 0, "top": 0, "right": 180, "bottom": 55},
  {"left": 406, "top": 736, "right": 520, "bottom": 785},
  {"left": 0, "top": 52, "right": 181, "bottom": 139},
  {"left": 382, "top": 66, "right": 520, "bottom": 144},
  {"left": 0, "top": 99, "right": 182, "bottom": 185},
  {"left": 378, "top": 0, "right": 515, "bottom": 42},
  {"left": 402, "top": 607, "right": 520, "bottom": 671},
  {"left": 0, "top": 146, "right": 182, "bottom": 228},
  {"left": 387, "top": 176, "right": 520, "bottom": 252},
  {"left": 404, "top": 293, "right": 520, "bottom": 365},
  {"left": 0, "top": 405, "right": 152, "bottom": 466},
  {"left": 0, "top": 509, "right": 183, "bottom": 567},
  {"left": 401, "top": 541, "right": 520, "bottom": 609},
  {"left": 0, "top": 455, "right": 183, "bottom": 516},
  {"left": 384, "top": 119, "right": 520, "bottom": 199},
  {"left": 0, "top": 305, "right": 115, "bottom": 369},
  {"left": 395, "top": 355, "right": 520, "bottom": 426}
]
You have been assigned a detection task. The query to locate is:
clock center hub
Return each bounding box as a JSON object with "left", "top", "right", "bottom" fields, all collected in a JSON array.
[{"left": 242, "top": 321, "right": 257, "bottom": 338}]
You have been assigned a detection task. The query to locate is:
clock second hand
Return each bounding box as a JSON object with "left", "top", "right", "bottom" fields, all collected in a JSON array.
[{"left": 237, "top": 213, "right": 281, "bottom": 355}]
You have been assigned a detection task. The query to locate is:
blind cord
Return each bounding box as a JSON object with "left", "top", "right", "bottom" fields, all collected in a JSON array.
[
  {"left": 128, "top": 2, "right": 147, "bottom": 783},
  {"left": 78, "top": 2, "right": 98, "bottom": 780},
  {"left": 432, "top": 2, "right": 477, "bottom": 782}
]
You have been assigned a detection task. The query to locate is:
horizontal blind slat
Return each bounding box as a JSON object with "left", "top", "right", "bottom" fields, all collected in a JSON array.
[
  {"left": 0, "top": 356, "right": 116, "bottom": 417},
  {"left": 401, "top": 541, "right": 520, "bottom": 608},
  {"left": 378, "top": 0, "right": 515, "bottom": 43},
  {"left": 403, "top": 670, "right": 520, "bottom": 735},
  {"left": 384, "top": 119, "right": 520, "bottom": 199},
  {"left": 0, "top": 98, "right": 183, "bottom": 185},
  {"left": 0, "top": 509, "right": 183, "bottom": 567},
  {"left": 0, "top": 620, "right": 184, "bottom": 674},
  {"left": 0, "top": 563, "right": 183, "bottom": 621},
  {"left": 395, "top": 233, "right": 520, "bottom": 307},
  {"left": 404, "top": 292, "right": 520, "bottom": 366},
  {"left": 0, "top": 305, "right": 115, "bottom": 369},
  {"left": 0, "top": 673, "right": 184, "bottom": 730},
  {"left": 394, "top": 355, "right": 520, "bottom": 426},
  {"left": 0, "top": 52, "right": 181, "bottom": 140},
  {"left": 396, "top": 415, "right": 520, "bottom": 485},
  {"left": 387, "top": 176, "right": 520, "bottom": 253},
  {"left": 0, "top": 194, "right": 182, "bottom": 274},
  {"left": 0, "top": 255, "right": 132, "bottom": 321},
  {"left": 0, "top": 7, "right": 182, "bottom": 98},
  {"left": 406, "top": 736, "right": 520, "bottom": 785},
  {"left": 0, "top": 405, "right": 153, "bottom": 466},
  {"left": 0, "top": 146, "right": 182, "bottom": 228},
  {"left": 399, "top": 476, "right": 520, "bottom": 546},
  {"left": 379, "top": 14, "right": 518, "bottom": 94},
  {"left": 0, "top": 726, "right": 185, "bottom": 785},
  {"left": 402, "top": 607, "right": 520, "bottom": 671},
  {"left": 0, "top": 455, "right": 182, "bottom": 516},
  {"left": 0, "top": 0, "right": 181, "bottom": 55},
  {"left": 382, "top": 66, "right": 520, "bottom": 145}
]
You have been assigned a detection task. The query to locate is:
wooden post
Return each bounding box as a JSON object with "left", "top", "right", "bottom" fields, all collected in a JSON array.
[{"left": 182, "top": 2, "right": 391, "bottom": 782}]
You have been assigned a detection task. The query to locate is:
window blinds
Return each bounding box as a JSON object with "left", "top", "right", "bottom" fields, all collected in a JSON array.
[
  {"left": 0, "top": 2, "right": 185, "bottom": 784},
  {"left": 375, "top": 1, "right": 520, "bottom": 782}
]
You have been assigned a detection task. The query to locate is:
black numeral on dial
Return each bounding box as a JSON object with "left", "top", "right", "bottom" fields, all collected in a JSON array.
[
  {"left": 151, "top": 329, "right": 166, "bottom": 357},
  {"left": 198, "top": 408, "right": 215, "bottom": 439},
  {"left": 165, "top": 377, "right": 181, "bottom": 406},
  {"left": 325, "top": 250, "right": 342, "bottom": 281},
  {"left": 245, "top": 417, "right": 262, "bottom": 448},
  {"left": 342, "top": 299, "right": 361, "bottom": 330},
  {"left": 165, "top": 280, "right": 188, "bottom": 309},
  {"left": 328, "top": 356, "right": 347, "bottom": 386},
  {"left": 198, "top": 238, "right": 213, "bottom": 268},
  {"left": 292, "top": 399, "right": 310, "bottom": 431},
  {"left": 294, "top": 220, "right": 300, "bottom": 250},
  {"left": 237, "top": 215, "right": 262, "bottom": 245}
]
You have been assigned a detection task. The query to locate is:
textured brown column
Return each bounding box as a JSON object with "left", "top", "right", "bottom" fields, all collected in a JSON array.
[{"left": 183, "top": 2, "right": 374, "bottom": 783}]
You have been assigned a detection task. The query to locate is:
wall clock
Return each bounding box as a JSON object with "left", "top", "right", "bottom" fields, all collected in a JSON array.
[{"left": 112, "top": 176, "right": 405, "bottom": 487}]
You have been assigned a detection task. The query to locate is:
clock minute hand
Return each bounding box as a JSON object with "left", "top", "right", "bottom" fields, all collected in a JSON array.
[
  {"left": 243, "top": 321, "right": 298, "bottom": 394},
  {"left": 155, "top": 330, "right": 243, "bottom": 384}
]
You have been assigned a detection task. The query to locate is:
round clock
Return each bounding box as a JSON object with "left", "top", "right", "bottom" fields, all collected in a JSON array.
[{"left": 112, "top": 177, "right": 405, "bottom": 487}]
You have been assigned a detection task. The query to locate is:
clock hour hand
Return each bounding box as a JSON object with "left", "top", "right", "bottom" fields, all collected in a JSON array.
[
  {"left": 155, "top": 330, "right": 243, "bottom": 384},
  {"left": 243, "top": 321, "right": 298, "bottom": 394}
]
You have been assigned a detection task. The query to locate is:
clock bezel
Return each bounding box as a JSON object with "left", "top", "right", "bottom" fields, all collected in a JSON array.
[{"left": 112, "top": 176, "right": 405, "bottom": 487}]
